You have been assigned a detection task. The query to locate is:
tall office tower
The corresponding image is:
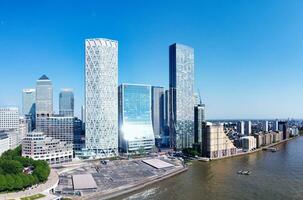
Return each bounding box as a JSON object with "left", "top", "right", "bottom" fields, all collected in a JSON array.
[
  {"left": 22, "top": 89, "right": 36, "bottom": 116},
  {"left": 118, "top": 84, "right": 155, "bottom": 153},
  {"left": 169, "top": 43, "right": 195, "bottom": 149},
  {"left": 244, "top": 121, "right": 252, "bottom": 135},
  {"left": 194, "top": 104, "right": 205, "bottom": 144},
  {"left": 0, "top": 107, "right": 19, "bottom": 130},
  {"left": 164, "top": 90, "right": 170, "bottom": 127},
  {"left": 151, "top": 86, "right": 164, "bottom": 143},
  {"left": 237, "top": 121, "right": 245, "bottom": 135},
  {"left": 262, "top": 121, "right": 269, "bottom": 132},
  {"left": 59, "top": 89, "right": 74, "bottom": 116},
  {"left": 36, "top": 75, "right": 53, "bottom": 130},
  {"left": 273, "top": 119, "right": 279, "bottom": 131},
  {"left": 278, "top": 121, "right": 288, "bottom": 140},
  {"left": 22, "top": 89, "right": 36, "bottom": 130},
  {"left": 85, "top": 38, "right": 118, "bottom": 157}
]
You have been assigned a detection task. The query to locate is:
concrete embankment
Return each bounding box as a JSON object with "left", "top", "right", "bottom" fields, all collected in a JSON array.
[{"left": 84, "top": 166, "right": 188, "bottom": 200}]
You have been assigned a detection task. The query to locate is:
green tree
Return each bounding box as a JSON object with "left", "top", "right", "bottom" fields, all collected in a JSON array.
[{"left": 0, "top": 160, "right": 23, "bottom": 174}]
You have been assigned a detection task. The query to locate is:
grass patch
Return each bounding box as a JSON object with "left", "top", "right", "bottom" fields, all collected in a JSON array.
[{"left": 20, "top": 193, "right": 45, "bottom": 200}]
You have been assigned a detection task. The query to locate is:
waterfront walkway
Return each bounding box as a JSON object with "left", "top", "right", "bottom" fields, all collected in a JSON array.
[{"left": 0, "top": 169, "right": 59, "bottom": 200}]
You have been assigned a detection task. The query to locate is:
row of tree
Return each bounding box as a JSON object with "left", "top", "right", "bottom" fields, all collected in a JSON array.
[{"left": 0, "top": 146, "right": 50, "bottom": 192}]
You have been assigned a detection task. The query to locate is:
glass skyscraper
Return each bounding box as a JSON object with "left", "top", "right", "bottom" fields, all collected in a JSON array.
[
  {"left": 59, "top": 89, "right": 74, "bottom": 117},
  {"left": 85, "top": 38, "right": 118, "bottom": 158},
  {"left": 118, "top": 84, "right": 155, "bottom": 153},
  {"left": 169, "top": 43, "right": 195, "bottom": 149},
  {"left": 22, "top": 89, "right": 36, "bottom": 116},
  {"left": 36, "top": 75, "right": 53, "bottom": 116},
  {"left": 151, "top": 86, "right": 164, "bottom": 141},
  {"left": 36, "top": 75, "right": 53, "bottom": 130},
  {"left": 22, "top": 89, "right": 36, "bottom": 130}
]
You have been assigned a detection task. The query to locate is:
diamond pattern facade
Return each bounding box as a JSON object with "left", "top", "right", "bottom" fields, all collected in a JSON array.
[
  {"left": 169, "top": 43, "right": 195, "bottom": 149},
  {"left": 85, "top": 38, "right": 118, "bottom": 157}
]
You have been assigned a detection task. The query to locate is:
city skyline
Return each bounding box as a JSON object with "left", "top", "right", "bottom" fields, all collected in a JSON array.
[{"left": 1, "top": 0, "right": 303, "bottom": 119}]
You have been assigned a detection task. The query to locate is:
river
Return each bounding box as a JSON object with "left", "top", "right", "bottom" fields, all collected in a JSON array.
[{"left": 114, "top": 136, "right": 303, "bottom": 200}]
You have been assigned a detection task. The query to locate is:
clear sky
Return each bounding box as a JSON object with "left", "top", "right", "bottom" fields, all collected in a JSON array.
[{"left": 0, "top": 0, "right": 302, "bottom": 119}]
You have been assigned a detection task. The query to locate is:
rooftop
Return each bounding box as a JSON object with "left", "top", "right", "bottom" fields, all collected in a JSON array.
[
  {"left": 142, "top": 159, "right": 174, "bottom": 169},
  {"left": 72, "top": 174, "right": 97, "bottom": 190}
]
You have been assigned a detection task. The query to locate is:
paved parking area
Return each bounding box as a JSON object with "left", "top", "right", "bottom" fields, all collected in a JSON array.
[{"left": 55, "top": 158, "right": 181, "bottom": 197}]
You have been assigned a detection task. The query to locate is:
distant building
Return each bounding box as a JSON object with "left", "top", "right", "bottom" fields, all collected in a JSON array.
[
  {"left": 36, "top": 75, "right": 53, "bottom": 130},
  {"left": 73, "top": 118, "right": 85, "bottom": 152},
  {"left": 262, "top": 121, "right": 269, "bottom": 132},
  {"left": 22, "top": 131, "right": 73, "bottom": 164},
  {"left": 81, "top": 105, "right": 86, "bottom": 131},
  {"left": 0, "top": 132, "right": 9, "bottom": 156},
  {"left": 151, "top": 86, "right": 164, "bottom": 145},
  {"left": 202, "top": 123, "right": 237, "bottom": 159},
  {"left": 35, "top": 115, "right": 82, "bottom": 150},
  {"left": 118, "top": 84, "right": 155, "bottom": 153},
  {"left": 273, "top": 119, "right": 279, "bottom": 132},
  {"left": 169, "top": 43, "right": 195, "bottom": 149},
  {"left": 244, "top": 121, "right": 252, "bottom": 135},
  {"left": 59, "top": 89, "right": 74, "bottom": 117},
  {"left": 0, "top": 107, "right": 19, "bottom": 130},
  {"left": 22, "top": 89, "right": 36, "bottom": 129},
  {"left": 85, "top": 38, "right": 118, "bottom": 158},
  {"left": 241, "top": 136, "right": 256, "bottom": 152},
  {"left": 237, "top": 121, "right": 245, "bottom": 135},
  {"left": 278, "top": 121, "right": 288, "bottom": 140},
  {"left": 161, "top": 89, "right": 170, "bottom": 147},
  {"left": 194, "top": 104, "right": 205, "bottom": 144}
]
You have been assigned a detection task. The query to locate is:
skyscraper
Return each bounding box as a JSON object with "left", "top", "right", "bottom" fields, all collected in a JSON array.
[
  {"left": 36, "top": 75, "right": 53, "bottom": 130},
  {"left": 194, "top": 104, "right": 205, "bottom": 144},
  {"left": 22, "top": 89, "right": 36, "bottom": 130},
  {"left": 118, "top": 84, "right": 155, "bottom": 153},
  {"left": 59, "top": 89, "right": 74, "bottom": 116},
  {"left": 169, "top": 43, "right": 195, "bottom": 149},
  {"left": 85, "top": 38, "right": 118, "bottom": 157},
  {"left": 151, "top": 86, "right": 164, "bottom": 142},
  {"left": 244, "top": 121, "right": 252, "bottom": 136},
  {"left": 237, "top": 121, "right": 245, "bottom": 135},
  {"left": 22, "top": 89, "right": 36, "bottom": 116},
  {"left": 262, "top": 120, "right": 269, "bottom": 132}
]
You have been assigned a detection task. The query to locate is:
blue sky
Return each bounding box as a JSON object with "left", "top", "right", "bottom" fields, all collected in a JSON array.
[{"left": 0, "top": 0, "right": 303, "bottom": 119}]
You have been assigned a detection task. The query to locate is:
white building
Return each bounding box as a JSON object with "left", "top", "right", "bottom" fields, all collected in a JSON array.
[
  {"left": 241, "top": 136, "right": 257, "bottom": 152},
  {"left": 22, "top": 131, "right": 73, "bottom": 164},
  {"left": 262, "top": 121, "right": 269, "bottom": 132},
  {"left": 237, "top": 121, "right": 245, "bottom": 135},
  {"left": 85, "top": 38, "right": 118, "bottom": 158},
  {"left": 0, "top": 132, "right": 9, "bottom": 156},
  {"left": 0, "top": 107, "right": 19, "bottom": 130},
  {"left": 244, "top": 121, "right": 252, "bottom": 135}
]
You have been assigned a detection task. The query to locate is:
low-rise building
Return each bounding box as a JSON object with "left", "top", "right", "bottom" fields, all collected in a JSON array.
[
  {"left": 0, "top": 132, "right": 9, "bottom": 156},
  {"left": 22, "top": 131, "right": 73, "bottom": 164}
]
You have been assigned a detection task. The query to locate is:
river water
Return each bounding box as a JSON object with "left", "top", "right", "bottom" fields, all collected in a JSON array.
[{"left": 116, "top": 136, "right": 303, "bottom": 200}]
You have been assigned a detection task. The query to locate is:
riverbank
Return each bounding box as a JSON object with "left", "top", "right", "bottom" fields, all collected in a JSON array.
[
  {"left": 86, "top": 166, "right": 188, "bottom": 200},
  {"left": 208, "top": 136, "right": 297, "bottom": 161}
]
